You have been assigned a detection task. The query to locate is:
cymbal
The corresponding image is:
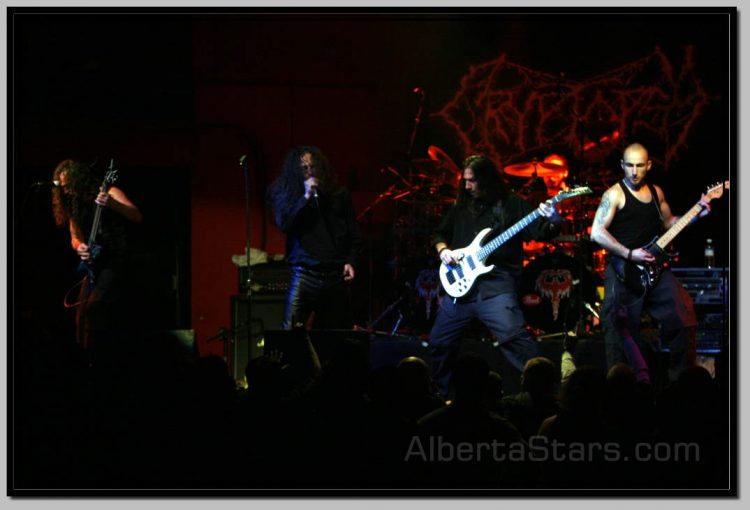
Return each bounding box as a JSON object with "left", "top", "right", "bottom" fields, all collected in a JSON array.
[
  {"left": 503, "top": 161, "right": 568, "bottom": 177},
  {"left": 413, "top": 156, "right": 458, "bottom": 175},
  {"left": 427, "top": 145, "right": 462, "bottom": 176},
  {"left": 412, "top": 156, "right": 458, "bottom": 190}
]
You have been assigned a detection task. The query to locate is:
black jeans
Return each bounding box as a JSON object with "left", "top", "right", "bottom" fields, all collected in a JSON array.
[
  {"left": 601, "top": 264, "right": 697, "bottom": 383},
  {"left": 76, "top": 265, "right": 133, "bottom": 370},
  {"left": 428, "top": 292, "right": 540, "bottom": 397},
  {"left": 282, "top": 265, "right": 353, "bottom": 330}
]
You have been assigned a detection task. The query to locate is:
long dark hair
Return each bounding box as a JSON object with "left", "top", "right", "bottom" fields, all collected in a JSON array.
[
  {"left": 455, "top": 154, "right": 509, "bottom": 207},
  {"left": 51, "top": 159, "right": 99, "bottom": 240},
  {"left": 267, "top": 145, "right": 341, "bottom": 216}
]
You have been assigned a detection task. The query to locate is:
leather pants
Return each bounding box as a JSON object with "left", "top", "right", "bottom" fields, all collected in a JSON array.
[{"left": 282, "top": 265, "right": 353, "bottom": 330}]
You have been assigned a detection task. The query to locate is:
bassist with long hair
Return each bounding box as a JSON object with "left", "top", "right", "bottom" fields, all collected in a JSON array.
[{"left": 52, "top": 159, "right": 142, "bottom": 364}]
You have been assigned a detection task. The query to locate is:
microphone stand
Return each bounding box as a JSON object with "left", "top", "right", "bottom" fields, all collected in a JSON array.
[
  {"left": 392, "top": 88, "right": 425, "bottom": 334},
  {"left": 406, "top": 89, "right": 426, "bottom": 182},
  {"left": 574, "top": 115, "right": 587, "bottom": 340},
  {"left": 240, "top": 154, "right": 253, "bottom": 297},
  {"left": 237, "top": 154, "right": 253, "bottom": 378}
]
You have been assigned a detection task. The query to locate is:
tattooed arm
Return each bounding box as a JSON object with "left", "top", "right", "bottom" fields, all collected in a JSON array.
[{"left": 590, "top": 186, "right": 656, "bottom": 264}]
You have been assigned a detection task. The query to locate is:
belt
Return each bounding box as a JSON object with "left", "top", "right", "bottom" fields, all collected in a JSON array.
[{"left": 292, "top": 265, "right": 341, "bottom": 277}]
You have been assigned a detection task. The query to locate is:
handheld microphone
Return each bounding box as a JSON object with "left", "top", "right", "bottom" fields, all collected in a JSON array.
[
  {"left": 311, "top": 185, "right": 320, "bottom": 208},
  {"left": 33, "top": 180, "right": 61, "bottom": 187}
]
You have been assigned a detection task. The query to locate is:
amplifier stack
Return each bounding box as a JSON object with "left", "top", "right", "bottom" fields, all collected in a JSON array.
[
  {"left": 672, "top": 267, "right": 728, "bottom": 354},
  {"left": 238, "top": 262, "right": 290, "bottom": 295}
]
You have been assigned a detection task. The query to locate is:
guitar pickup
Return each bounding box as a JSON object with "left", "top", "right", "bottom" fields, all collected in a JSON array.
[
  {"left": 466, "top": 255, "right": 476, "bottom": 270},
  {"left": 445, "top": 270, "right": 456, "bottom": 285}
]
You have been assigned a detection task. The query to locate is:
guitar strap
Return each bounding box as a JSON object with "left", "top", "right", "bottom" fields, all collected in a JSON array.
[
  {"left": 491, "top": 200, "right": 506, "bottom": 230},
  {"left": 647, "top": 183, "right": 665, "bottom": 225}
]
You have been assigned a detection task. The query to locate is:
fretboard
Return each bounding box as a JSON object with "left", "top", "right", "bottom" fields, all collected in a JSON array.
[
  {"left": 477, "top": 209, "right": 542, "bottom": 260},
  {"left": 656, "top": 202, "right": 703, "bottom": 249}
]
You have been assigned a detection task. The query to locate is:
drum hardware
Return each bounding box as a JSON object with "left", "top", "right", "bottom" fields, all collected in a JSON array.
[
  {"left": 534, "top": 330, "right": 570, "bottom": 340},
  {"left": 369, "top": 293, "right": 408, "bottom": 332},
  {"left": 583, "top": 301, "right": 600, "bottom": 320},
  {"left": 428, "top": 144, "right": 463, "bottom": 178},
  {"left": 519, "top": 252, "right": 598, "bottom": 337},
  {"left": 356, "top": 183, "right": 397, "bottom": 221},
  {"left": 361, "top": 145, "right": 462, "bottom": 336},
  {"left": 501, "top": 151, "right": 603, "bottom": 339}
]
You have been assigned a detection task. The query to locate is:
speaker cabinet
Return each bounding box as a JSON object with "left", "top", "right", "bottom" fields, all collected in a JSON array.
[
  {"left": 369, "top": 333, "right": 432, "bottom": 370},
  {"left": 263, "top": 329, "right": 369, "bottom": 367},
  {"left": 230, "top": 294, "right": 285, "bottom": 381}
]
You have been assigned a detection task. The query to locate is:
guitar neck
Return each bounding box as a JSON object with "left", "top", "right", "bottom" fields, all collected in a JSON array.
[
  {"left": 87, "top": 206, "right": 103, "bottom": 246},
  {"left": 85, "top": 163, "right": 120, "bottom": 248},
  {"left": 87, "top": 184, "right": 107, "bottom": 246},
  {"left": 477, "top": 209, "right": 542, "bottom": 260},
  {"left": 656, "top": 202, "right": 703, "bottom": 249}
]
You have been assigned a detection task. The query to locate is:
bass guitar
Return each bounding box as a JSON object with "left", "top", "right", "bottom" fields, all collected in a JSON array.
[
  {"left": 78, "top": 159, "right": 119, "bottom": 284},
  {"left": 610, "top": 180, "right": 729, "bottom": 294},
  {"left": 439, "top": 186, "right": 593, "bottom": 298}
]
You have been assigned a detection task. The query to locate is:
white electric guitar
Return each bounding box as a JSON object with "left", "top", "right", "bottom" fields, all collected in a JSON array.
[{"left": 439, "top": 186, "right": 592, "bottom": 298}]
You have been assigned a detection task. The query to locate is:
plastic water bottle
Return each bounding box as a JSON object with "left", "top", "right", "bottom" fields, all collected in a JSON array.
[{"left": 704, "top": 239, "right": 715, "bottom": 268}]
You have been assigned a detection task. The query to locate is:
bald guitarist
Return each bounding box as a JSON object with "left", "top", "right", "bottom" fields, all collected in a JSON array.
[{"left": 590, "top": 143, "right": 712, "bottom": 384}]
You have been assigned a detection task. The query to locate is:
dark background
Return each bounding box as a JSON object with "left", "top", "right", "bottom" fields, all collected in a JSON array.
[{"left": 11, "top": 8, "right": 734, "bottom": 357}]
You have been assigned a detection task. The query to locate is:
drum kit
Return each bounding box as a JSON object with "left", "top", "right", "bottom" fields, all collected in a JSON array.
[
  {"left": 503, "top": 152, "right": 615, "bottom": 338},
  {"left": 363, "top": 144, "right": 619, "bottom": 340}
]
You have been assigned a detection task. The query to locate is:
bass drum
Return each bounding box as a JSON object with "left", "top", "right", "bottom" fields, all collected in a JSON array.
[{"left": 519, "top": 253, "right": 596, "bottom": 335}]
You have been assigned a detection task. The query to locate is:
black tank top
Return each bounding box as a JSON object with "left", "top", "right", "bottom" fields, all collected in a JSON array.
[{"left": 607, "top": 181, "right": 662, "bottom": 249}]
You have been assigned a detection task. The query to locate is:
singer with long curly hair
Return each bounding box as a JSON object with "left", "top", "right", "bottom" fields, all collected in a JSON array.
[{"left": 267, "top": 146, "right": 362, "bottom": 330}]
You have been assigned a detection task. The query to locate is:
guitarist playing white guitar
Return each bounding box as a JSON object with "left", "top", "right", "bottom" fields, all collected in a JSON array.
[
  {"left": 428, "top": 154, "right": 566, "bottom": 398},
  {"left": 590, "top": 143, "right": 718, "bottom": 385}
]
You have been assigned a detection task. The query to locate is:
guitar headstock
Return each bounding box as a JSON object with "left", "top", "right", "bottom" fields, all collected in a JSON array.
[
  {"left": 101, "top": 158, "right": 119, "bottom": 191},
  {"left": 554, "top": 186, "right": 593, "bottom": 203},
  {"left": 704, "top": 180, "right": 729, "bottom": 201}
]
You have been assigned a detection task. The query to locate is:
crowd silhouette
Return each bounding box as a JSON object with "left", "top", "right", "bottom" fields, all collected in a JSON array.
[{"left": 14, "top": 318, "right": 729, "bottom": 490}]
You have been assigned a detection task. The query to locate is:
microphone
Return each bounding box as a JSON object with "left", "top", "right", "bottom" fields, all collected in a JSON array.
[
  {"left": 33, "top": 180, "right": 61, "bottom": 187},
  {"left": 311, "top": 185, "right": 320, "bottom": 208}
]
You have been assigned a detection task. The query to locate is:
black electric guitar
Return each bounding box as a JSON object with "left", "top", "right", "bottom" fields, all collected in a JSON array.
[
  {"left": 77, "top": 160, "right": 119, "bottom": 284},
  {"left": 439, "top": 186, "right": 593, "bottom": 298},
  {"left": 611, "top": 180, "right": 729, "bottom": 294}
]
